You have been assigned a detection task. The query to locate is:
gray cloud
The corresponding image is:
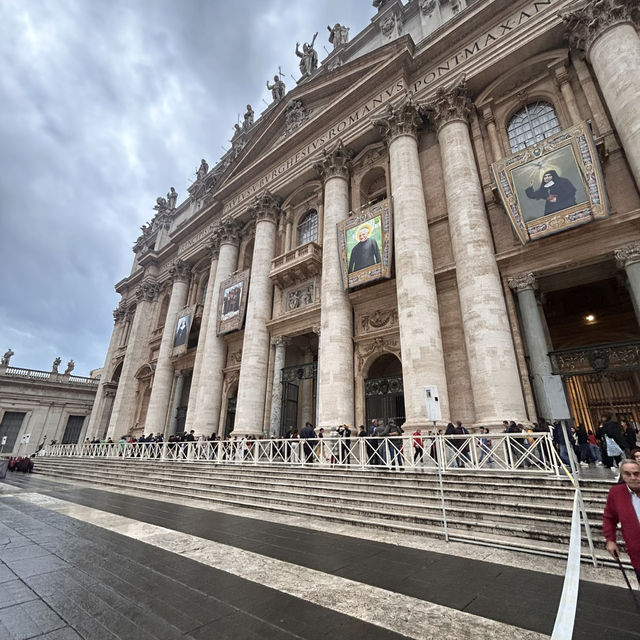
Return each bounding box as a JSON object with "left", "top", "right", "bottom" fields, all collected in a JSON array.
[{"left": 0, "top": 0, "right": 375, "bottom": 375}]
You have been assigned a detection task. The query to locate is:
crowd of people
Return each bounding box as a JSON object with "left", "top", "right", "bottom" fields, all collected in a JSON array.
[{"left": 7, "top": 455, "right": 34, "bottom": 473}]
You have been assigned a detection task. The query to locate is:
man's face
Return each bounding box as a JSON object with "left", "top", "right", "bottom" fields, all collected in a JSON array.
[
  {"left": 358, "top": 228, "right": 369, "bottom": 242},
  {"left": 621, "top": 463, "right": 640, "bottom": 492},
  {"left": 543, "top": 173, "right": 553, "bottom": 182}
]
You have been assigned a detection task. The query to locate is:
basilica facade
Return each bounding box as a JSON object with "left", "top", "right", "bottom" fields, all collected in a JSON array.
[{"left": 86, "top": 0, "right": 640, "bottom": 442}]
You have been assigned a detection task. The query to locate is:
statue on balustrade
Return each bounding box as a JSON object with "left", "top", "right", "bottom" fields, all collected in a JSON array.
[
  {"left": 1, "top": 348, "right": 14, "bottom": 366},
  {"left": 64, "top": 360, "right": 75, "bottom": 375},
  {"left": 51, "top": 357, "right": 61, "bottom": 374}
]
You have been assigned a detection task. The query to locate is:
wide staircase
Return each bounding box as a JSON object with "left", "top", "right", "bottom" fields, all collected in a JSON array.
[{"left": 25, "top": 456, "right": 621, "bottom": 565}]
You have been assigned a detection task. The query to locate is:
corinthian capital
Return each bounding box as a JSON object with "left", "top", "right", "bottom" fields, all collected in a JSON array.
[
  {"left": 207, "top": 233, "right": 221, "bottom": 260},
  {"left": 247, "top": 189, "right": 282, "bottom": 224},
  {"left": 218, "top": 218, "right": 242, "bottom": 246},
  {"left": 313, "top": 140, "right": 353, "bottom": 182},
  {"left": 169, "top": 259, "right": 191, "bottom": 283},
  {"left": 270, "top": 335, "right": 291, "bottom": 348},
  {"left": 372, "top": 94, "right": 423, "bottom": 144},
  {"left": 615, "top": 242, "right": 640, "bottom": 268},
  {"left": 421, "top": 78, "right": 472, "bottom": 133},
  {"left": 562, "top": 0, "right": 640, "bottom": 55},
  {"left": 507, "top": 272, "right": 537, "bottom": 293},
  {"left": 136, "top": 280, "right": 159, "bottom": 302}
]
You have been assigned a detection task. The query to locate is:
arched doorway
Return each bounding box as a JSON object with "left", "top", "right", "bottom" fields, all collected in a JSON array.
[
  {"left": 224, "top": 381, "right": 238, "bottom": 438},
  {"left": 364, "top": 353, "right": 405, "bottom": 427}
]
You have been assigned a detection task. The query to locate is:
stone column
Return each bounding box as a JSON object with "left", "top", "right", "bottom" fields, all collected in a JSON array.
[
  {"left": 167, "top": 370, "right": 186, "bottom": 437},
  {"left": 480, "top": 105, "right": 502, "bottom": 163},
  {"left": 268, "top": 336, "right": 289, "bottom": 436},
  {"left": 107, "top": 281, "right": 158, "bottom": 438},
  {"left": 373, "top": 98, "right": 450, "bottom": 428},
  {"left": 564, "top": 1, "right": 640, "bottom": 190},
  {"left": 184, "top": 235, "right": 220, "bottom": 432},
  {"left": 86, "top": 303, "right": 126, "bottom": 439},
  {"left": 233, "top": 191, "right": 281, "bottom": 435},
  {"left": 553, "top": 65, "right": 581, "bottom": 125},
  {"left": 313, "top": 142, "right": 355, "bottom": 429},
  {"left": 190, "top": 220, "right": 241, "bottom": 433},
  {"left": 615, "top": 242, "right": 640, "bottom": 325},
  {"left": 145, "top": 260, "right": 191, "bottom": 433},
  {"left": 508, "top": 273, "right": 570, "bottom": 421},
  {"left": 425, "top": 81, "right": 527, "bottom": 426},
  {"left": 300, "top": 348, "right": 314, "bottom": 427},
  {"left": 284, "top": 212, "right": 293, "bottom": 253}
]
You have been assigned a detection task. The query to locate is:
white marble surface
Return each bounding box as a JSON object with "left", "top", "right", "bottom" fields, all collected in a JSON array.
[{"left": 9, "top": 491, "right": 549, "bottom": 640}]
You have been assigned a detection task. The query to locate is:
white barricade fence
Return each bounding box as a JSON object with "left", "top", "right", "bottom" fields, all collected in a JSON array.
[{"left": 42, "top": 433, "right": 560, "bottom": 474}]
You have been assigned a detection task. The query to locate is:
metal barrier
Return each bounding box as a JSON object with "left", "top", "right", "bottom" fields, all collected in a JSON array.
[{"left": 43, "top": 433, "right": 560, "bottom": 474}]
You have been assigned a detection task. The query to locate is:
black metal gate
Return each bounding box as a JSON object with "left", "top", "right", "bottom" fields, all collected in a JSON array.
[{"left": 365, "top": 375, "right": 405, "bottom": 427}]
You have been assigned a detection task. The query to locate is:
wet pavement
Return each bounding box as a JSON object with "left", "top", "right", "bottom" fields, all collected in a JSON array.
[{"left": 1, "top": 473, "right": 639, "bottom": 639}]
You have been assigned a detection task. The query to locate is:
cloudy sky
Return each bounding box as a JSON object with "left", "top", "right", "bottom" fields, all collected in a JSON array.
[{"left": 0, "top": 0, "right": 377, "bottom": 376}]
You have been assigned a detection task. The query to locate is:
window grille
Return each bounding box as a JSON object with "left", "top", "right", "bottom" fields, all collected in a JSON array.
[
  {"left": 297, "top": 209, "right": 318, "bottom": 245},
  {"left": 507, "top": 102, "right": 562, "bottom": 152}
]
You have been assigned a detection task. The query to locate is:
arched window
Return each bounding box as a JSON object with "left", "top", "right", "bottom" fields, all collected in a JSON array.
[
  {"left": 297, "top": 209, "right": 318, "bottom": 246},
  {"left": 360, "top": 167, "right": 387, "bottom": 206},
  {"left": 156, "top": 294, "right": 170, "bottom": 329},
  {"left": 507, "top": 102, "right": 562, "bottom": 152}
]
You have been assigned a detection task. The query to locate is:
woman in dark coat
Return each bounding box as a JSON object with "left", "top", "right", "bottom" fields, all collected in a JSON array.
[{"left": 525, "top": 169, "right": 577, "bottom": 215}]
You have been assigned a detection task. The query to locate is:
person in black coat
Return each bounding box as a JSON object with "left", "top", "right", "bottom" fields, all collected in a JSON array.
[
  {"left": 525, "top": 169, "right": 577, "bottom": 216},
  {"left": 348, "top": 225, "right": 381, "bottom": 273}
]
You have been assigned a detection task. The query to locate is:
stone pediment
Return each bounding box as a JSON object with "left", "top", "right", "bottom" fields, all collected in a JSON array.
[{"left": 215, "top": 46, "right": 402, "bottom": 192}]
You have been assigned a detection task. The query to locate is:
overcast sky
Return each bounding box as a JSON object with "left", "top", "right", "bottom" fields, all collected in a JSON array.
[{"left": 0, "top": 0, "right": 377, "bottom": 376}]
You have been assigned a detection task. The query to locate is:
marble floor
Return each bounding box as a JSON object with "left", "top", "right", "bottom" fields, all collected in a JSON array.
[{"left": 1, "top": 473, "right": 639, "bottom": 639}]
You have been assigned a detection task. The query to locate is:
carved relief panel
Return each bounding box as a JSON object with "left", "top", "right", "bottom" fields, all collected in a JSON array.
[{"left": 282, "top": 278, "right": 319, "bottom": 314}]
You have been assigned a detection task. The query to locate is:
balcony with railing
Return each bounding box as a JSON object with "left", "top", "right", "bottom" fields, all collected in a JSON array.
[
  {"left": 270, "top": 242, "right": 322, "bottom": 289},
  {"left": 1, "top": 366, "right": 100, "bottom": 386}
]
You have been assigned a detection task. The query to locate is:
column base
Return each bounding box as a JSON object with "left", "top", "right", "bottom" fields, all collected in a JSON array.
[{"left": 401, "top": 419, "right": 451, "bottom": 433}]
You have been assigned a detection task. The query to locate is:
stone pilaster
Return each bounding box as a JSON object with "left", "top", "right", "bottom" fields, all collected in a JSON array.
[
  {"left": 184, "top": 234, "right": 220, "bottom": 432},
  {"left": 86, "top": 302, "right": 127, "bottom": 439},
  {"left": 313, "top": 141, "right": 355, "bottom": 430},
  {"left": 373, "top": 96, "right": 450, "bottom": 428},
  {"left": 508, "top": 273, "right": 570, "bottom": 422},
  {"left": 615, "top": 242, "right": 640, "bottom": 326},
  {"left": 424, "top": 80, "right": 528, "bottom": 426},
  {"left": 268, "top": 336, "right": 289, "bottom": 436},
  {"left": 190, "top": 220, "right": 241, "bottom": 434},
  {"left": 553, "top": 65, "right": 581, "bottom": 125},
  {"left": 563, "top": 1, "right": 640, "bottom": 190},
  {"left": 107, "top": 280, "right": 159, "bottom": 438},
  {"left": 233, "top": 191, "right": 281, "bottom": 435},
  {"left": 300, "top": 348, "right": 314, "bottom": 427},
  {"left": 145, "top": 260, "right": 191, "bottom": 433}
]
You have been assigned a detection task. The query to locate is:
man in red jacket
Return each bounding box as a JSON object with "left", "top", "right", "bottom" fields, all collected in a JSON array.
[{"left": 603, "top": 459, "right": 640, "bottom": 586}]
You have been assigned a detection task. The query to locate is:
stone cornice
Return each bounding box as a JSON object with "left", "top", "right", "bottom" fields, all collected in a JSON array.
[
  {"left": 247, "top": 189, "right": 282, "bottom": 225},
  {"left": 421, "top": 78, "right": 472, "bottom": 133},
  {"left": 615, "top": 242, "right": 640, "bottom": 268},
  {"left": 313, "top": 140, "right": 353, "bottom": 182},
  {"left": 507, "top": 272, "right": 537, "bottom": 293},
  {"left": 561, "top": 0, "right": 640, "bottom": 55},
  {"left": 372, "top": 94, "right": 423, "bottom": 144}
]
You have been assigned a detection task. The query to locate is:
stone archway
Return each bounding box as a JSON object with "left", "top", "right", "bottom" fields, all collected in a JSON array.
[{"left": 364, "top": 353, "right": 405, "bottom": 428}]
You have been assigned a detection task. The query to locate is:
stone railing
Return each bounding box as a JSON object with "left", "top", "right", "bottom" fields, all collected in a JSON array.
[
  {"left": 549, "top": 340, "right": 640, "bottom": 376},
  {"left": 1, "top": 366, "right": 99, "bottom": 386},
  {"left": 270, "top": 242, "right": 322, "bottom": 288}
]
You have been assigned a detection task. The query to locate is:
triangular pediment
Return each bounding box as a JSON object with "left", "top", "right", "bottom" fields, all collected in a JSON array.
[{"left": 214, "top": 38, "right": 412, "bottom": 195}]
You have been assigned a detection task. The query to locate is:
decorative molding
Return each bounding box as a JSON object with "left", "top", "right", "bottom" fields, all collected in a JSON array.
[
  {"left": 372, "top": 94, "right": 423, "bottom": 143},
  {"left": 562, "top": 0, "right": 639, "bottom": 55},
  {"left": 356, "top": 334, "right": 401, "bottom": 372},
  {"left": 229, "top": 349, "right": 243, "bottom": 365},
  {"left": 419, "top": 0, "right": 437, "bottom": 17},
  {"left": 421, "top": 78, "right": 472, "bottom": 132},
  {"left": 313, "top": 140, "right": 353, "bottom": 182},
  {"left": 135, "top": 281, "right": 159, "bottom": 302},
  {"left": 361, "top": 309, "right": 398, "bottom": 332},
  {"left": 207, "top": 234, "right": 221, "bottom": 261},
  {"left": 507, "top": 272, "right": 537, "bottom": 293},
  {"left": 284, "top": 280, "right": 316, "bottom": 313},
  {"left": 283, "top": 99, "right": 310, "bottom": 136},
  {"left": 218, "top": 218, "right": 242, "bottom": 246},
  {"left": 615, "top": 242, "right": 640, "bottom": 268},
  {"left": 549, "top": 341, "right": 640, "bottom": 375}
]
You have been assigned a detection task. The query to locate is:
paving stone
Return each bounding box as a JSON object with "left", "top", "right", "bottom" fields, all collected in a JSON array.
[{"left": 0, "top": 599, "right": 66, "bottom": 639}]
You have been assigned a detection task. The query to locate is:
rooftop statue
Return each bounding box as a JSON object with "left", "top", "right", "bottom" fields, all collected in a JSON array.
[
  {"left": 266, "top": 74, "right": 286, "bottom": 102},
  {"left": 1, "top": 348, "right": 14, "bottom": 366},
  {"left": 328, "top": 23, "right": 349, "bottom": 48},
  {"left": 295, "top": 33, "right": 318, "bottom": 78},
  {"left": 64, "top": 359, "right": 75, "bottom": 375},
  {"left": 243, "top": 104, "right": 254, "bottom": 129},
  {"left": 51, "top": 357, "right": 61, "bottom": 374},
  {"left": 197, "top": 158, "right": 209, "bottom": 180},
  {"left": 166, "top": 187, "right": 178, "bottom": 210}
]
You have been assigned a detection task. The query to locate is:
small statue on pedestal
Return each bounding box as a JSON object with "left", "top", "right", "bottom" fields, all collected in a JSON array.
[
  {"left": 1, "top": 349, "right": 14, "bottom": 366},
  {"left": 52, "top": 357, "right": 61, "bottom": 374}
]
